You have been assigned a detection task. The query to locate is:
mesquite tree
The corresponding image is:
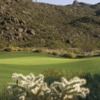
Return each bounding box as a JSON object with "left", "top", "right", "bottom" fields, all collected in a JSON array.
[{"left": 7, "top": 73, "right": 89, "bottom": 100}]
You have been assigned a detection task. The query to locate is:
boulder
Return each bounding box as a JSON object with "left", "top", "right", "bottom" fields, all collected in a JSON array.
[
  {"left": 26, "top": 29, "right": 35, "bottom": 35},
  {"left": 11, "top": 27, "right": 14, "bottom": 30},
  {"left": 5, "top": 27, "right": 10, "bottom": 30},
  {"left": 4, "top": 0, "right": 12, "bottom": 3},
  {"left": 11, "top": 17, "right": 19, "bottom": 23},
  {"left": 66, "top": 40, "right": 72, "bottom": 44},
  {"left": 17, "top": 28, "right": 23, "bottom": 33},
  {"left": 16, "top": 0, "right": 32, "bottom": 3},
  {"left": 0, "top": 30, "right": 4, "bottom": 35},
  {"left": 20, "top": 20, "right": 26, "bottom": 25},
  {"left": 73, "top": 0, "right": 80, "bottom": 6}
]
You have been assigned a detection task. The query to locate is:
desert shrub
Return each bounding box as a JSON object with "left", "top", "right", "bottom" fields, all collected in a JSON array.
[
  {"left": 42, "top": 69, "right": 66, "bottom": 86},
  {"left": 76, "top": 70, "right": 100, "bottom": 100},
  {"left": 0, "top": 39, "right": 6, "bottom": 49},
  {"left": 81, "top": 41, "right": 97, "bottom": 53},
  {"left": 24, "top": 47, "right": 30, "bottom": 52},
  {"left": 48, "top": 51, "right": 52, "bottom": 55},
  {"left": 3, "top": 46, "right": 16, "bottom": 52},
  {"left": 77, "top": 53, "right": 86, "bottom": 58},
  {"left": 0, "top": 82, "right": 20, "bottom": 100},
  {"left": 0, "top": 82, "right": 11, "bottom": 100},
  {"left": 46, "top": 40, "right": 67, "bottom": 49},
  {"left": 52, "top": 51, "right": 59, "bottom": 56},
  {"left": 4, "top": 47, "right": 12, "bottom": 52},
  {"left": 18, "top": 47, "right": 23, "bottom": 51},
  {"left": 43, "top": 69, "right": 100, "bottom": 100},
  {"left": 34, "top": 48, "right": 44, "bottom": 53},
  {"left": 0, "top": 43, "right": 5, "bottom": 49},
  {"left": 73, "top": 49, "right": 81, "bottom": 54},
  {"left": 62, "top": 52, "right": 76, "bottom": 58}
]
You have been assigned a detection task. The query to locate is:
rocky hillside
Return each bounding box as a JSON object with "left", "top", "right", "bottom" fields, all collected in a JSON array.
[{"left": 0, "top": 0, "right": 100, "bottom": 49}]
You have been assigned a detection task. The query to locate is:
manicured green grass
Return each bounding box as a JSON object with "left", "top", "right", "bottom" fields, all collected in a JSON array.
[{"left": 0, "top": 52, "right": 100, "bottom": 89}]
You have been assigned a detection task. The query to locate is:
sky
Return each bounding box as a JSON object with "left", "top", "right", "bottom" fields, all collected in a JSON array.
[{"left": 34, "top": 0, "right": 100, "bottom": 5}]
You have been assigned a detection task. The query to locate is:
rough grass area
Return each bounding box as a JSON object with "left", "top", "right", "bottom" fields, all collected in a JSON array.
[{"left": 0, "top": 52, "right": 100, "bottom": 89}]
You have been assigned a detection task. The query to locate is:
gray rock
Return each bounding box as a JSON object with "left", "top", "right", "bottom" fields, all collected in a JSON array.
[
  {"left": 0, "top": 30, "right": 4, "bottom": 35},
  {"left": 20, "top": 20, "right": 26, "bottom": 25},
  {"left": 5, "top": 0, "right": 12, "bottom": 3},
  {"left": 16, "top": 0, "right": 32, "bottom": 3},
  {"left": 5, "top": 27, "right": 10, "bottom": 30},
  {"left": 17, "top": 28, "right": 23, "bottom": 33},
  {"left": 11, "top": 17, "right": 19, "bottom": 23},
  {"left": 11, "top": 27, "right": 14, "bottom": 30},
  {"left": 11, "top": 36, "right": 14, "bottom": 40},
  {"left": 19, "top": 33, "right": 22, "bottom": 37},
  {"left": 26, "top": 29, "right": 36, "bottom": 35},
  {"left": 73, "top": 0, "right": 80, "bottom": 6},
  {"left": 66, "top": 40, "right": 72, "bottom": 44}
]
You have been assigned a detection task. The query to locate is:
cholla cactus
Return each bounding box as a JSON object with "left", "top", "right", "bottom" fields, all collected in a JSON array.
[
  {"left": 7, "top": 73, "right": 89, "bottom": 100},
  {"left": 7, "top": 73, "right": 50, "bottom": 100},
  {"left": 50, "top": 77, "right": 90, "bottom": 100}
]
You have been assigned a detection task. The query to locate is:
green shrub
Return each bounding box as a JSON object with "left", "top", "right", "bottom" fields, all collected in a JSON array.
[
  {"left": 24, "top": 47, "right": 30, "bottom": 52},
  {"left": 0, "top": 82, "right": 20, "bottom": 100},
  {"left": 34, "top": 48, "right": 44, "bottom": 53},
  {"left": 52, "top": 51, "right": 59, "bottom": 56},
  {"left": 43, "top": 69, "right": 100, "bottom": 100},
  {"left": 3, "top": 46, "right": 16, "bottom": 52},
  {"left": 42, "top": 69, "right": 66, "bottom": 86},
  {"left": 4, "top": 47, "right": 12, "bottom": 52},
  {"left": 62, "top": 52, "right": 76, "bottom": 58},
  {"left": 18, "top": 47, "right": 23, "bottom": 51},
  {"left": 0, "top": 83, "right": 9, "bottom": 100},
  {"left": 48, "top": 52, "right": 52, "bottom": 55},
  {"left": 76, "top": 70, "right": 100, "bottom": 100},
  {"left": 0, "top": 39, "right": 6, "bottom": 49}
]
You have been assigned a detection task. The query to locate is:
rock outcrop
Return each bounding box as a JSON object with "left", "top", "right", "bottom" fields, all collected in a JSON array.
[{"left": 73, "top": 0, "right": 80, "bottom": 6}]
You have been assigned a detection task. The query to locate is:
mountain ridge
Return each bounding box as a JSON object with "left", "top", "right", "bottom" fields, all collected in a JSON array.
[{"left": 0, "top": 0, "right": 100, "bottom": 49}]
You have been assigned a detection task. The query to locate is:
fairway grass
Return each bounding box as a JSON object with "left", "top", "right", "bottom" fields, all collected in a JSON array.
[{"left": 0, "top": 52, "right": 100, "bottom": 89}]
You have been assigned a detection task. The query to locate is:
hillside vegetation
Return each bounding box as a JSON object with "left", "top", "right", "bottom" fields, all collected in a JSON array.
[{"left": 0, "top": 0, "right": 100, "bottom": 50}]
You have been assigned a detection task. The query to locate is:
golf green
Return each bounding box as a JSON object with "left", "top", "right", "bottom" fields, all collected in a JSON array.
[{"left": 0, "top": 52, "right": 100, "bottom": 89}]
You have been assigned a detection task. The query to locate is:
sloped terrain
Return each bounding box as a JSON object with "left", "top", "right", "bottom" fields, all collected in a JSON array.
[{"left": 0, "top": 0, "right": 100, "bottom": 49}]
